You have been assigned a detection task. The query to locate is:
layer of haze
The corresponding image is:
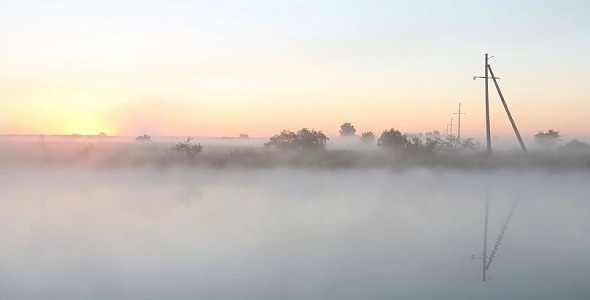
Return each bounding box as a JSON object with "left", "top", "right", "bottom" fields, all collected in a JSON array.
[
  {"left": 1, "top": 167, "right": 589, "bottom": 299},
  {"left": 1, "top": 129, "right": 589, "bottom": 299},
  {"left": 2, "top": 0, "right": 590, "bottom": 138}
]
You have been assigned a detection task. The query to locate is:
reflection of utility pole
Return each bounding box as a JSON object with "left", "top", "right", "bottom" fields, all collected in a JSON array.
[
  {"left": 454, "top": 103, "right": 466, "bottom": 141},
  {"left": 472, "top": 193, "right": 490, "bottom": 281},
  {"left": 482, "top": 195, "right": 489, "bottom": 281},
  {"left": 486, "top": 202, "right": 517, "bottom": 271},
  {"left": 472, "top": 193, "right": 517, "bottom": 282}
]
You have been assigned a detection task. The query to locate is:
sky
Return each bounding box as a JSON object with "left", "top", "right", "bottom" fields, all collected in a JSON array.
[{"left": 1, "top": 0, "right": 589, "bottom": 139}]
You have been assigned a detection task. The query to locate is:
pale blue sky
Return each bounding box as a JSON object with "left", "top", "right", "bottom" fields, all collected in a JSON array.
[{"left": 2, "top": 0, "right": 589, "bottom": 138}]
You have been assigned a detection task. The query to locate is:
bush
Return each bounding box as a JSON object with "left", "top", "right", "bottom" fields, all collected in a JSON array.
[
  {"left": 135, "top": 134, "right": 152, "bottom": 142},
  {"left": 460, "top": 137, "right": 481, "bottom": 152},
  {"left": 534, "top": 129, "right": 561, "bottom": 148},
  {"left": 360, "top": 131, "right": 376, "bottom": 145},
  {"left": 79, "top": 143, "right": 96, "bottom": 156},
  {"left": 264, "top": 130, "right": 300, "bottom": 151},
  {"left": 377, "top": 128, "right": 407, "bottom": 150},
  {"left": 265, "top": 128, "right": 329, "bottom": 151},
  {"left": 560, "top": 139, "right": 590, "bottom": 153},
  {"left": 171, "top": 137, "right": 203, "bottom": 159}
]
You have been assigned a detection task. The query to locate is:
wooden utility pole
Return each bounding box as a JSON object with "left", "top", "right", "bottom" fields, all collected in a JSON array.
[
  {"left": 450, "top": 118, "right": 454, "bottom": 136},
  {"left": 472, "top": 194, "right": 490, "bottom": 281},
  {"left": 473, "top": 54, "right": 494, "bottom": 154},
  {"left": 473, "top": 191, "right": 518, "bottom": 282},
  {"left": 473, "top": 54, "right": 526, "bottom": 154},
  {"left": 454, "top": 103, "right": 466, "bottom": 141},
  {"left": 487, "top": 65, "right": 528, "bottom": 153},
  {"left": 485, "top": 54, "right": 491, "bottom": 154}
]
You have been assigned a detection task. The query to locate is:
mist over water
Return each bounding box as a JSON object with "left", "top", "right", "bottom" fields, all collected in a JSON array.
[{"left": 1, "top": 165, "right": 589, "bottom": 299}]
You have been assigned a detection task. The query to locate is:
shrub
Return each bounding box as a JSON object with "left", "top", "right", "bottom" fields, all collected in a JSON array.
[
  {"left": 265, "top": 128, "right": 329, "bottom": 151},
  {"left": 171, "top": 137, "right": 203, "bottom": 159},
  {"left": 79, "top": 143, "right": 96, "bottom": 156},
  {"left": 534, "top": 129, "right": 561, "bottom": 148},
  {"left": 377, "top": 128, "right": 407, "bottom": 150},
  {"left": 560, "top": 139, "right": 590, "bottom": 152},
  {"left": 135, "top": 134, "right": 152, "bottom": 142},
  {"left": 460, "top": 137, "right": 481, "bottom": 152},
  {"left": 360, "top": 131, "right": 376, "bottom": 145},
  {"left": 264, "top": 130, "right": 300, "bottom": 151}
]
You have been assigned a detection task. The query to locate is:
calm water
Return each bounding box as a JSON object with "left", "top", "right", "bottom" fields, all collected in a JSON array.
[{"left": 1, "top": 168, "right": 589, "bottom": 299}]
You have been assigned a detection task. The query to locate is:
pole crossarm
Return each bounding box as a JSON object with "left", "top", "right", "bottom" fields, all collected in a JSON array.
[{"left": 473, "top": 76, "right": 500, "bottom": 80}]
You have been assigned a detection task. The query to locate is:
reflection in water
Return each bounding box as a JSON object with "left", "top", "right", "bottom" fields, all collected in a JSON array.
[
  {"left": 2, "top": 169, "right": 589, "bottom": 299},
  {"left": 475, "top": 194, "right": 517, "bottom": 281},
  {"left": 486, "top": 202, "right": 517, "bottom": 272}
]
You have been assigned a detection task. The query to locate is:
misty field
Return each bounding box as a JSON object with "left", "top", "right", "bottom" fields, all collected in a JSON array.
[{"left": 1, "top": 138, "right": 590, "bottom": 299}]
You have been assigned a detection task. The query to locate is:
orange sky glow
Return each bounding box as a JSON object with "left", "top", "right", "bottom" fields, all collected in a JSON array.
[{"left": 2, "top": 1, "right": 589, "bottom": 141}]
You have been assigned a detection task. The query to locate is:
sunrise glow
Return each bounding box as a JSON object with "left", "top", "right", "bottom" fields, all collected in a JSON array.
[{"left": 2, "top": 1, "right": 589, "bottom": 141}]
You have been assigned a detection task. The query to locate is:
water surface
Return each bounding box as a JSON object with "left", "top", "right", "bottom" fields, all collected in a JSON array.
[{"left": 1, "top": 168, "right": 589, "bottom": 299}]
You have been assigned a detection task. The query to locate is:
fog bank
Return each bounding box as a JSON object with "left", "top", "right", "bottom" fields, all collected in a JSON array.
[
  {"left": 1, "top": 136, "right": 589, "bottom": 170},
  {"left": 1, "top": 168, "right": 589, "bottom": 299}
]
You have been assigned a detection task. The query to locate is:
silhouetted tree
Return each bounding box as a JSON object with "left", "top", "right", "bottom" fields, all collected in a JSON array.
[
  {"left": 264, "top": 130, "right": 300, "bottom": 151},
  {"left": 265, "top": 128, "right": 328, "bottom": 151},
  {"left": 339, "top": 122, "right": 357, "bottom": 137},
  {"left": 297, "top": 128, "right": 329, "bottom": 151},
  {"left": 377, "top": 128, "right": 407, "bottom": 150},
  {"left": 534, "top": 129, "right": 561, "bottom": 148},
  {"left": 360, "top": 131, "right": 375, "bottom": 145}
]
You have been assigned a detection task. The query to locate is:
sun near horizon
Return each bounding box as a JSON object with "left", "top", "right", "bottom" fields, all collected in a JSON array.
[{"left": 2, "top": 1, "right": 589, "bottom": 141}]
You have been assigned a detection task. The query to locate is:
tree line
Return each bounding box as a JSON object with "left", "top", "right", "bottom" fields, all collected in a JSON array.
[
  {"left": 263, "top": 122, "right": 480, "bottom": 153},
  {"left": 133, "top": 122, "right": 589, "bottom": 159}
]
